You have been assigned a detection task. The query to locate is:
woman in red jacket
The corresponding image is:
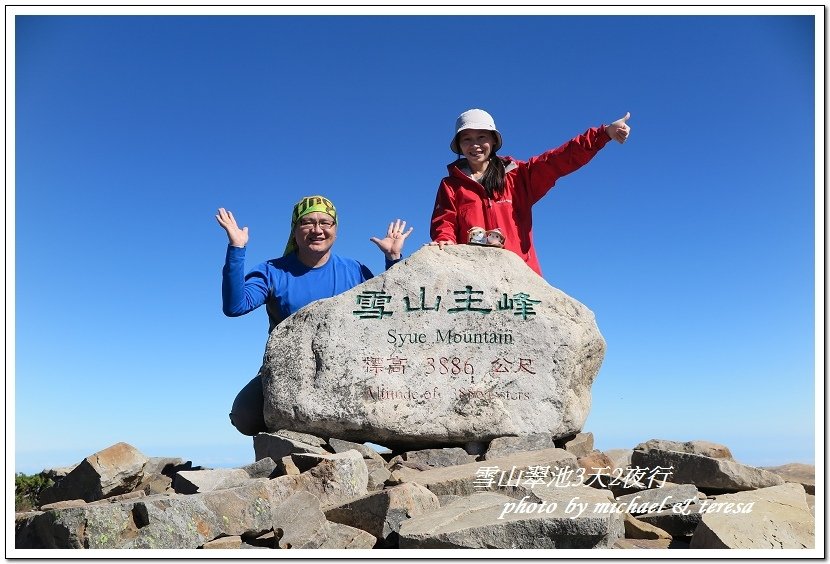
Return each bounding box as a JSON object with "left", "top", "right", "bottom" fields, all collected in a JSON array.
[{"left": 429, "top": 108, "right": 631, "bottom": 277}]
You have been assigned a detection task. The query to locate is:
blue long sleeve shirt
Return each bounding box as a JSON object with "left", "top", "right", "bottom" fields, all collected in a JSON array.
[{"left": 222, "top": 245, "right": 396, "bottom": 332}]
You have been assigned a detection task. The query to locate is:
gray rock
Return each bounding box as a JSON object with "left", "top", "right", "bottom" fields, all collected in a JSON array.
[
  {"left": 18, "top": 451, "right": 369, "bottom": 549},
  {"left": 401, "top": 447, "right": 578, "bottom": 497},
  {"left": 39, "top": 442, "right": 149, "bottom": 505},
  {"left": 276, "top": 455, "right": 301, "bottom": 476},
  {"left": 616, "top": 484, "right": 700, "bottom": 515},
  {"left": 631, "top": 448, "right": 784, "bottom": 492},
  {"left": 689, "top": 483, "right": 815, "bottom": 549},
  {"left": 289, "top": 452, "right": 327, "bottom": 473},
  {"left": 437, "top": 494, "right": 464, "bottom": 507},
  {"left": 592, "top": 453, "right": 647, "bottom": 494},
  {"left": 613, "top": 538, "right": 681, "bottom": 549},
  {"left": 325, "top": 482, "right": 440, "bottom": 548},
  {"left": 623, "top": 513, "right": 673, "bottom": 540},
  {"left": 398, "top": 491, "right": 623, "bottom": 549},
  {"left": 463, "top": 441, "right": 488, "bottom": 457},
  {"left": 14, "top": 512, "right": 44, "bottom": 549},
  {"left": 136, "top": 485, "right": 273, "bottom": 548},
  {"left": 41, "top": 464, "right": 78, "bottom": 482},
  {"left": 88, "top": 490, "right": 146, "bottom": 505},
  {"left": 135, "top": 459, "right": 190, "bottom": 496},
  {"left": 635, "top": 507, "right": 703, "bottom": 538},
  {"left": 516, "top": 480, "right": 616, "bottom": 507},
  {"left": 253, "top": 432, "right": 329, "bottom": 463},
  {"left": 402, "top": 447, "right": 478, "bottom": 468},
  {"left": 272, "top": 491, "right": 377, "bottom": 549},
  {"left": 386, "top": 456, "right": 432, "bottom": 471},
  {"left": 509, "top": 478, "right": 633, "bottom": 547},
  {"left": 16, "top": 504, "right": 115, "bottom": 549},
  {"left": 137, "top": 474, "right": 174, "bottom": 496},
  {"left": 19, "top": 482, "right": 275, "bottom": 549},
  {"left": 270, "top": 450, "right": 369, "bottom": 510},
  {"left": 317, "top": 522, "right": 377, "bottom": 549},
  {"left": 387, "top": 464, "right": 425, "bottom": 486},
  {"left": 261, "top": 245, "right": 606, "bottom": 445},
  {"left": 328, "top": 438, "right": 386, "bottom": 464},
  {"left": 562, "top": 432, "right": 595, "bottom": 458},
  {"left": 576, "top": 450, "right": 616, "bottom": 485},
  {"left": 39, "top": 499, "right": 87, "bottom": 511},
  {"left": 761, "top": 463, "right": 815, "bottom": 495},
  {"left": 201, "top": 535, "right": 243, "bottom": 549},
  {"left": 142, "top": 457, "right": 187, "bottom": 476},
  {"left": 603, "top": 448, "right": 632, "bottom": 471},
  {"left": 365, "top": 459, "right": 391, "bottom": 491},
  {"left": 605, "top": 473, "right": 651, "bottom": 498},
  {"left": 271, "top": 491, "right": 329, "bottom": 548},
  {"left": 275, "top": 429, "right": 328, "bottom": 447},
  {"left": 484, "top": 434, "right": 555, "bottom": 459},
  {"left": 172, "top": 468, "right": 253, "bottom": 494},
  {"left": 635, "top": 439, "right": 733, "bottom": 460},
  {"left": 241, "top": 457, "right": 278, "bottom": 479}
]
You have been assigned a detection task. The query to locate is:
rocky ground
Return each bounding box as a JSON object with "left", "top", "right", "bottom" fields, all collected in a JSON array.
[{"left": 15, "top": 432, "right": 816, "bottom": 550}]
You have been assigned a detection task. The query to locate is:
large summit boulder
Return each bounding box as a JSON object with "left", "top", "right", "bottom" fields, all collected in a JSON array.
[{"left": 260, "top": 245, "right": 606, "bottom": 446}]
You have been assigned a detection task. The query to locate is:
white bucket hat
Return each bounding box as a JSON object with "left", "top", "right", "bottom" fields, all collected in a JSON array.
[{"left": 450, "top": 108, "right": 503, "bottom": 154}]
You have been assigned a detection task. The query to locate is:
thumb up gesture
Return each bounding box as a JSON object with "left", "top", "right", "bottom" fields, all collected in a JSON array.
[{"left": 605, "top": 111, "right": 631, "bottom": 144}]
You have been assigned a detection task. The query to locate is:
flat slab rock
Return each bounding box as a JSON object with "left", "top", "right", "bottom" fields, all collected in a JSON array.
[
  {"left": 631, "top": 447, "right": 784, "bottom": 492},
  {"left": 398, "top": 490, "right": 623, "bottom": 549},
  {"left": 689, "top": 483, "right": 815, "bottom": 549},
  {"left": 261, "top": 245, "right": 606, "bottom": 446},
  {"left": 635, "top": 439, "right": 734, "bottom": 460},
  {"left": 400, "top": 447, "right": 579, "bottom": 497}
]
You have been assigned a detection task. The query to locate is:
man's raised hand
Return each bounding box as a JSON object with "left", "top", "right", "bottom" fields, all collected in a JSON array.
[
  {"left": 370, "top": 219, "right": 413, "bottom": 260},
  {"left": 216, "top": 208, "right": 249, "bottom": 248}
]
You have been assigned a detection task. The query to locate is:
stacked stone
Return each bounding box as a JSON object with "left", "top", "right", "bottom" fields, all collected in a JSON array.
[{"left": 15, "top": 434, "right": 815, "bottom": 550}]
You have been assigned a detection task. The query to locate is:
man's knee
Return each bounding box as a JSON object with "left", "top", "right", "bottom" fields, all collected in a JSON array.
[
  {"left": 230, "top": 375, "right": 266, "bottom": 436},
  {"left": 228, "top": 410, "right": 264, "bottom": 436}
]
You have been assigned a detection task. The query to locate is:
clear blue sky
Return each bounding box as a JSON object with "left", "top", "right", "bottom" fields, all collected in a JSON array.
[{"left": 10, "top": 9, "right": 821, "bottom": 475}]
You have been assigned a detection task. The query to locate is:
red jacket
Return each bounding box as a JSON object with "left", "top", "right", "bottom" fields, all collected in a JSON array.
[{"left": 430, "top": 126, "right": 611, "bottom": 276}]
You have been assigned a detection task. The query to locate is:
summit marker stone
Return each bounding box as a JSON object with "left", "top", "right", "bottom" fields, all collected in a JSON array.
[{"left": 260, "top": 245, "right": 606, "bottom": 446}]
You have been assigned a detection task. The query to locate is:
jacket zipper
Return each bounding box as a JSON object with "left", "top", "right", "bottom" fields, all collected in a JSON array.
[{"left": 451, "top": 162, "right": 496, "bottom": 229}]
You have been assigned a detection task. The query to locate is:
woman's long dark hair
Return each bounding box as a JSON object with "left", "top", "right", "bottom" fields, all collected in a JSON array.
[{"left": 480, "top": 153, "right": 505, "bottom": 199}]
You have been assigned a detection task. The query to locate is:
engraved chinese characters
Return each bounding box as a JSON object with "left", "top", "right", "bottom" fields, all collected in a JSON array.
[
  {"left": 365, "top": 285, "right": 539, "bottom": 402},
  {"left": 260, "top": 244, "right": 606, "bottom": 447}
]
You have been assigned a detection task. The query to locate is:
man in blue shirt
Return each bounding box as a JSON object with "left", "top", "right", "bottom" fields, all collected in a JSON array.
[{"left": 217, "top": 195, "right": 412, "bottom": 435}]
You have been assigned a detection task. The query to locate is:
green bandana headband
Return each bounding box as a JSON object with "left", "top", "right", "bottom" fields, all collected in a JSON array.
[{"left": 283, "top": 195, "right": 338, "bottom": 256}]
